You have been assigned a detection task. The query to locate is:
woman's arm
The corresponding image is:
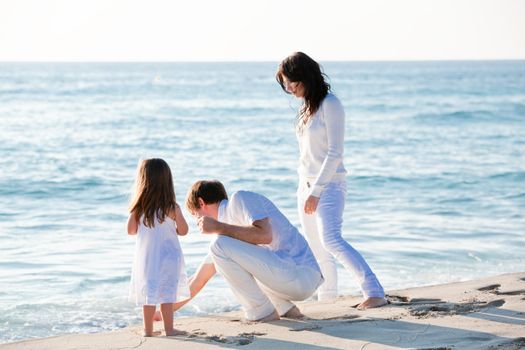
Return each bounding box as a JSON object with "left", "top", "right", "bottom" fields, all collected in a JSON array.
[
  {"left": 127, "top": 213, "right": 138, "bottom": 235},
  {"left": 172, "top": 261, "right": 216, "bottom": 312},
  {"left": 310, "top": 95, "right": 346, "bottom": 197}
]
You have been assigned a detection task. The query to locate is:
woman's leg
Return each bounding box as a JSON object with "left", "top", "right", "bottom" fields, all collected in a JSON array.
[
  {"left": 316, "top": 181, "right": 385, "bottom": 300},
  {"left": 298, "top": 181, "right": 338, "bottom": 300}
]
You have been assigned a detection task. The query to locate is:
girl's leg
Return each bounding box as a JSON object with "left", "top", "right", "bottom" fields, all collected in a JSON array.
[
  {"left": 160, "top": 303, "right": 186, "bottom": 336},
  {"left": 316, "top": 181, "right": 385, "bottom": 300},
  {"left": 142, "top": 305, "right": 156, "bottom": 336},
  {"left": 298, "top": 181, "right": 338, "bottom": 300}
]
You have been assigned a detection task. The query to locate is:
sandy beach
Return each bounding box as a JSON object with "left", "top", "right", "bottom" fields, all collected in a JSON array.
[{"left": 2, "top": 272, "right": 524, "bottom": 350}]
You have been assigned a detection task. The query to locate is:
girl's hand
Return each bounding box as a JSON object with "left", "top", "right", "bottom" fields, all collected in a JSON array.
[{"left": 304, "top": 195, "right": 320, "bottom": 214}]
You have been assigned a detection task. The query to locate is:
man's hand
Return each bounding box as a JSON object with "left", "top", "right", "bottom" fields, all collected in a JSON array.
[{"left": 197, "top": 216, "right": 223, "bottom": 234}]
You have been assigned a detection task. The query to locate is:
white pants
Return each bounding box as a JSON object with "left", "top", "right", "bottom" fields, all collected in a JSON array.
[
  {"left": 210, "top": 235, "right": 323, "bottom": 321},
  {"left": 298, "top": 178, "right": 384, "bottom": 300}
]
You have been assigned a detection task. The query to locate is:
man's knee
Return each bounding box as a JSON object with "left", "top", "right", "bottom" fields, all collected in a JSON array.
[{"left": 210, "top": 235, "right": 234, "bottom": 259}]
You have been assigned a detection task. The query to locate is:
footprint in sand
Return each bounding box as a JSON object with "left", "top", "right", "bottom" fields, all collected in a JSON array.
[
  {"left": 289, "top": 325, "right": 323, "bottom": 332},
  {"left": 385, "top": 294, "right": 409, "bottom": 304},
  {"left": 386, "top": 294, "right": 445, "bottom": 306},
  {"left": 495, "top": 289, "right": 525, "bottom": 296},
  {"left": 477, "top": 284, "right": 525, "bottom": 296},
  {"left": 484, "top": 337, "right": 525, "bottom": 350},
  {"left": 321, "top": 314, "right": 361, "bottom": 321},
  {"left": 189, "top": 331, "right": 266, "bottom": 346},
  {"left": 409, "top": 299, "right": 505, "bottom": 318},
  {"left": 477, "top": 284, "right": 501, "bottom": 292}
]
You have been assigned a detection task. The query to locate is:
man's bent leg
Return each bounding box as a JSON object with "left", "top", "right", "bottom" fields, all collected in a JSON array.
[
  {"left": 211, "top": 236, "right": 322, "bottom": 317},
  {"left": 210, "top": 236, "right": 277, "bottom": 321}
]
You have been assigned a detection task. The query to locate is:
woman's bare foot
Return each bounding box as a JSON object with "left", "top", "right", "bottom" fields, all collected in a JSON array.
[
  {"left": 165, "top": 329, "right": 187, "bottom": 337},
  {"left": 153, "top": 310, "right": 162, "bottom": 321},
  {"left": 282, "top": 306, "right": 305, "bottom": 319},
  {"left": 255, "top": 309, "right": 280, "bottom": 322},
  {"left": 357, "top": 297, "right": 388, "bottom": 310}
]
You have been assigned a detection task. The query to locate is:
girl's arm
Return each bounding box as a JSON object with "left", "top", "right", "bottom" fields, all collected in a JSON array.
[
  {"left": 127, "top": 213, "right": 138, "bottom": 235},
  {"left": 173, "top": 203, "right": 189, "bottom": 235},
  {"left": 172, "top": 260, "right": 216, "bottom": 312}
]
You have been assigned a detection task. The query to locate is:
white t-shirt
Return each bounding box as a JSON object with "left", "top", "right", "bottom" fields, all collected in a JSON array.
[
  {"left": 207, "top": 191, "right": 320, "bottom": 271},
  {"left": 297, "top": 93, "right": 347, "bottom": 197}
]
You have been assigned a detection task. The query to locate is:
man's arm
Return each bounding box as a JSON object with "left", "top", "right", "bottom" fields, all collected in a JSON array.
[
  {"left": 198, "top": 216, "right": 272, "bottom": 245},
  {"left": 172, "top": 261, "right": 216, "bottom": 312}
]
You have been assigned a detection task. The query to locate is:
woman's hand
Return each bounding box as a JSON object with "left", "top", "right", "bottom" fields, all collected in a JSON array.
[{"left": 304, "top": 195, "right": 320, "bottom": 214}]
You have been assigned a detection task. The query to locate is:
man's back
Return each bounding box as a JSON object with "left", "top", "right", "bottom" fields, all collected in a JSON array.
[{"left": 218, "top": 190, "right": 320, "bottom": 270}]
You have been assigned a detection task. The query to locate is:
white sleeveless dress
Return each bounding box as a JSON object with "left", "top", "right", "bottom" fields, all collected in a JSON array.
[{"left": 129, "top": 215, "right": 189, "bottom": 306}]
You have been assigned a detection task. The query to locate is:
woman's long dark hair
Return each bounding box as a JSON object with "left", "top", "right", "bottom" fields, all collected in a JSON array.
[
  {"left": 276, "top": 52, "right": 331, "bottom": 129},
  {"left": 129, "top": 158, "right": 177, "bottom": 228}
]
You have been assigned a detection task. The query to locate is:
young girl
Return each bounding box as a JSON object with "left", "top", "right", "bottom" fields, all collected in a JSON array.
[
  {"left": 127, "top": 158, "right": 190, "bottom": 336},
  {"left": 276, "top": 52, "right": 387, "bottom": 309}
]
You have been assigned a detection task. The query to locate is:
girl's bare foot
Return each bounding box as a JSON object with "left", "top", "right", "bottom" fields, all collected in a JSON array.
[
  {"left": 143, "top": 330, "right": 162, "bottom": 337},
  {"left": 282, "top": 306, "right": 305, "bottom": 319},
  {"left": 165, "top": 329, "right": 187, "bottom": 337},
  {"left": 357, "top": 297, "right": 388, "bottom": 310}
]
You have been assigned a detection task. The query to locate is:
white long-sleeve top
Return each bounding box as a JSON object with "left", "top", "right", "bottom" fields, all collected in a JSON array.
[{"left": 297, "top": 93, "right": 347, "bottom": 197}]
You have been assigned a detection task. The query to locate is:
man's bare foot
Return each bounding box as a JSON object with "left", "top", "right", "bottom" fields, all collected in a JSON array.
[
  {"left": 255, "top": 310, "right": 280, "bottom": 322},
  {"left": 153, "top": 310, "right": 162, "bottom": 321},
  {"left": 357, "top": 297, "right": 388, "bottom": 310},
  {"left": 165, "top": 329, "right": 187, "bottom": 337},
  {"left": 282, "top": 306, "right": 305, "bottom": 319}
]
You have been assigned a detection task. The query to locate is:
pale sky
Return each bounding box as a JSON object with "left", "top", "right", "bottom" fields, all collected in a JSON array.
[{"left": 0, "top": 0, "right": 524, "bottom": 61}]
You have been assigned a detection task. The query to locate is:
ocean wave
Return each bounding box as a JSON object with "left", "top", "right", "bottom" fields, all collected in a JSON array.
[
  {"left": 503, "top": 192, "right": 525, "bottom": 200},
  {"left": 0, "top": 177, "right": 108, "bottom": 199},
  {"left": 410, "top": 110, "right": 502, "bottom": 123},
  {"left": 74, "top": 275, "right": 130, "bottom": 291},
  {"left": 488, "top": 171, "right": 525, "bottom": 181},
  {"left": 0, "top": 261, "right": 60, "bottom": 269}
]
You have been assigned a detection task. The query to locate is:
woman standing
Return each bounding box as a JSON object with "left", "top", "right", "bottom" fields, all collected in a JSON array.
[{"left": 276, "top": 52, "right": 386, "bottom": 309}]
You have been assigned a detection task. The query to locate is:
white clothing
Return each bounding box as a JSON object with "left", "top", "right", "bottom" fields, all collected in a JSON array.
[
  {"left": 297, "top": 93, "right": 347, "bottom": 197},
  {"left": 129, "top": 215, "right": 190, "bottom": 306},
  {"left": 210, "top": 191, "right": 323, "bottom": 320},
  {"left": 296, "top": 93, "right": 384, "bottom": 300},
  {"left": 298, "top": 179, "right": 384, "bottom": 299},
  {"left": 211, "top": 235, "right": 322, "bottom": 320},
  {"left": 218, "top": 191, "right": 320, "bottom": 270}
]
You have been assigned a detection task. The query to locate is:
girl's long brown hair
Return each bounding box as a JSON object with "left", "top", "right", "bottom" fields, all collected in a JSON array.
[
  {"left": 276, "top": 52, "right": 331, "bottom": 130},
  {"left": 129, "top": 158, "right": 176, "bottom": 228}
]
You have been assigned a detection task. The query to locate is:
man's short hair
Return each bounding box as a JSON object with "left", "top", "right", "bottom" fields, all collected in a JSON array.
[{"left": 186, "top": 180, "right": 228, "bottom": 212}]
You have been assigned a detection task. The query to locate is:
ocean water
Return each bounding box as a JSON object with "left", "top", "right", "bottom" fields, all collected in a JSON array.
[{"left": 0, "top": 61, "right": 524, "bottom": 343}]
